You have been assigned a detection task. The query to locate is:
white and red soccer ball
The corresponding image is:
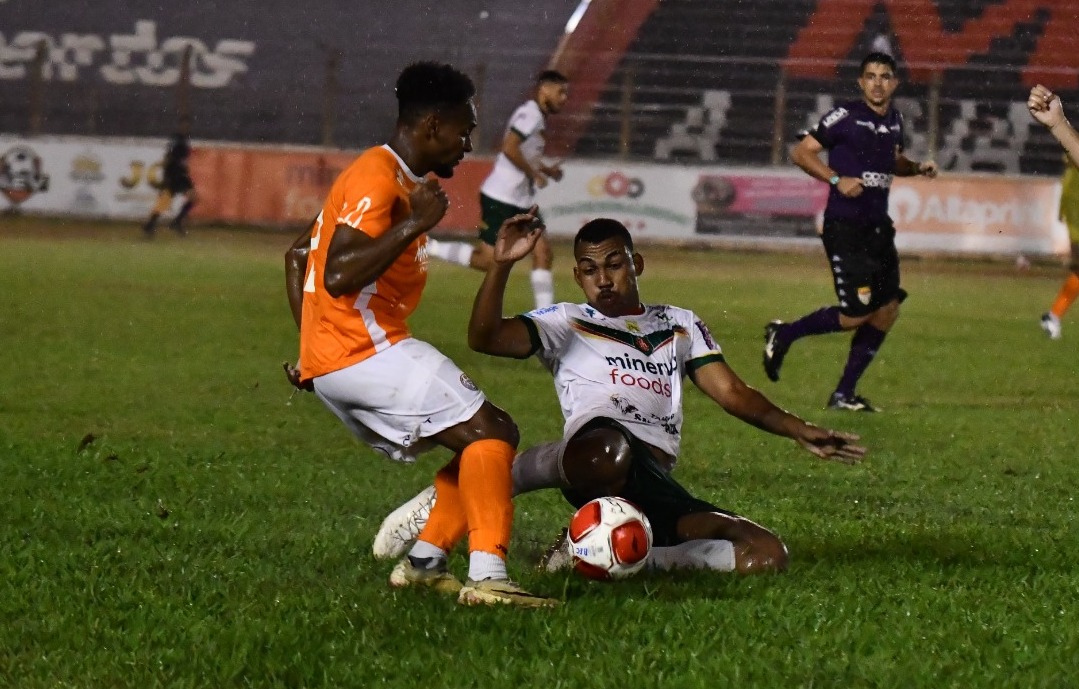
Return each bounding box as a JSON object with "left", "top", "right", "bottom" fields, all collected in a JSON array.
[{"left": 567, "top": 496, "right": 653, "bottom": 580}]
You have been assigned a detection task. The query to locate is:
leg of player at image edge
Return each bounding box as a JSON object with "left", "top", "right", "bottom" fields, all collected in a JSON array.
[{"left": 1041, "top": 273, "right": 1078, "bottom": 340}]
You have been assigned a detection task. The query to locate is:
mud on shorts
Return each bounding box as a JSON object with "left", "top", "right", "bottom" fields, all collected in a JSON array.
[
  {"left": 821, "top": 217, "right": 908, "bottom": 318},
  {"left": 559, "top": 417, "right": 734, "bottom": 548},
  {"left": 478, "top": 193, "right": 543, "bottom": 246}
]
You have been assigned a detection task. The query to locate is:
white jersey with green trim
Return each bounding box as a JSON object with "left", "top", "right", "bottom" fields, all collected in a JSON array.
[
  {"left": 521, "top": 302, "right": 725, "bottom": 457},
  {"left": 480, "top": 99, "right": 546, "bottom": 208}
]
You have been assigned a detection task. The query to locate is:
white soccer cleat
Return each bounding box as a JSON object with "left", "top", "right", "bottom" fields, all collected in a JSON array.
[
  {"left": 372, "top": 485, "right": 435, "bottom": 559},
  {"left": 1040, "top": 313, "right": 1062, "bottom": 340}
]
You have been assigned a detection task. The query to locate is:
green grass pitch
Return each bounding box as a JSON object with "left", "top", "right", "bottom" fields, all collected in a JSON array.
[{"left": 2, "top": 216, "right": 1077, "bottom": 688}]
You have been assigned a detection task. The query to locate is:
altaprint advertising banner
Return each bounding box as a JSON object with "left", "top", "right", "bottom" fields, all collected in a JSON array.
[
  {"left": 538, "top": 161, "right": 1069, "bottom": 256},
  {"left": 888, "top": 175, "right": 1070, "bottom": 256}
]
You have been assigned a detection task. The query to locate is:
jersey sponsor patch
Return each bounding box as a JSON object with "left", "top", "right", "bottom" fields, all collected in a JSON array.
[
  {"left": 822, "top": 107, "right": 849, "bottom": 128},
  {"left": 861, "top": 171, "right": 893, "bottom": 188}
]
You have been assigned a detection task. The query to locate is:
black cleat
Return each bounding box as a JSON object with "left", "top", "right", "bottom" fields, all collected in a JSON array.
[
  {"left": 762, "top": 321, "right": 790, "bottom": 382},
  {"left": 827, "top": 392, "right": 879, "bottom": 412}
]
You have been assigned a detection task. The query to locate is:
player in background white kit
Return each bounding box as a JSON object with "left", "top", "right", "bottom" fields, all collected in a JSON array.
[
  {"left": 427, "top": 70, "right": 569, "bottom": 309},
  {"left": 377, "top": 216, "right": 867, "bottom": 575}
]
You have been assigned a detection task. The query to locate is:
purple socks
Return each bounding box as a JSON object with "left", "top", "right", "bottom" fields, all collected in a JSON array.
[
  {"left": 835, "top": 324, "right": 887, "bottom": 397},
  {"left": 780, "top": 306, "right": 843, "bottom": 344}
]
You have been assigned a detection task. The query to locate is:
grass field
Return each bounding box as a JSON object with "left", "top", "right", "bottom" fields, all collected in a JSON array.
[{"left": 2, "top": 215, "right": 1078, "bottom": 688}]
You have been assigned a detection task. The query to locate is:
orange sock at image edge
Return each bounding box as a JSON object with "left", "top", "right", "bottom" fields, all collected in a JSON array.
[{"left": 1050, "top": 273, "right": 1079, "bottom": 319}]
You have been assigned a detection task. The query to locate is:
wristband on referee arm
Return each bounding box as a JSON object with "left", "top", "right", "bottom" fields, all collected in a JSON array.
[{"left": 828, "top": 174, "right": 840, "bottom": 186}]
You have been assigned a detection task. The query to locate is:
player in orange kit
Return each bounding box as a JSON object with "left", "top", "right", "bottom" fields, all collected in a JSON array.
[{"left": 283, "top": 62, "right": 555, "bottom": 608}]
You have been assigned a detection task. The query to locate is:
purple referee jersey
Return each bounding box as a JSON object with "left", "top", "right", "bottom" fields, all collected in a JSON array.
[{"left": 806, "top": 100, "right": 905, "bottom": 226}]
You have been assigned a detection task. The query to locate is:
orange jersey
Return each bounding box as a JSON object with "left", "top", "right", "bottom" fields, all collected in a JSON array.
[{"left": 299, "top": 145, "right": 429, "bottom": 379}]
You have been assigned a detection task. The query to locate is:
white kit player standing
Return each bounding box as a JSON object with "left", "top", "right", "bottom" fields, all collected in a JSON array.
[{"left": 427, "top": 70, "right": 570, "bottom": 309}]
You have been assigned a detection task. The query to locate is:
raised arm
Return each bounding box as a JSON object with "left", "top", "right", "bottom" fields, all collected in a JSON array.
[
  {"left": 1029, "top": 85, "right": 1079, "bottom": 167},
  {"left": 324, "top": 179, "right": 447, "bottom": 297},
  {"left": 468, "top": 207, "right": 545, "bottom": 357},
  {"left": 690, "top": 360, "right": 866, "bottom": 463}
]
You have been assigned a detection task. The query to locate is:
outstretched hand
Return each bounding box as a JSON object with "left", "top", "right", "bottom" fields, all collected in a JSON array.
[
  {"left": 794, "top": 424, "right": 866, "bottom": 464},
  {"left": 492, "top": 205, "right": 545, "bottom": 264},
  {"left": 282, "top": 361, "right": 313, "bottom": 392}
]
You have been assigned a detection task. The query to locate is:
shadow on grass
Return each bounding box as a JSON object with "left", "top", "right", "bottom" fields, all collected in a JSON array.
[{"left": 794, "top": 529, "right": 1071, "bottom": 573}]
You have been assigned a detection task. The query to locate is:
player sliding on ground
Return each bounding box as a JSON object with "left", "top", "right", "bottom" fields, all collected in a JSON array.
[{"left": 375, "top": 216, "right": 866, "bottom": 575}]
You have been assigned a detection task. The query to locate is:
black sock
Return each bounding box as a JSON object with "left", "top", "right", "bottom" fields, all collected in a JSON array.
[
  {"left": 407, "top": 555, "right": 444, "bottom": 571},
  {"left": 172, "top": 201, "right": 194, "bottom": 227}
]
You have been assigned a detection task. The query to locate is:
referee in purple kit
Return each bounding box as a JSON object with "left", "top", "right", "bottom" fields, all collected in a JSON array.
[{"left": 763, "top": 52, "right": 938, "bottom": 412}]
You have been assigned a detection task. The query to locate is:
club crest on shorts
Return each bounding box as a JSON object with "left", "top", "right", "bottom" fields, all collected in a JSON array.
[
  {"left": 857, "top": 286, "right": 872, "bottom": 305},
  {"left": 459, "top": 373, "right": 478, "bottom": 391}
]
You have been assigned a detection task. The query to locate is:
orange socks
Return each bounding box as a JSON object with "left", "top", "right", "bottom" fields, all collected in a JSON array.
[
  {"left": 458, "top": 439, "right": 515, "bottom": 558},
  {"left": 415, "top": 457, "right": 468, "bottom": 552},
  {"left": 1050, "top": 273, "right": 1079, "bottom": 319},
  {"left": 413, "top": 439, "right": 516, "bottom": 559}
]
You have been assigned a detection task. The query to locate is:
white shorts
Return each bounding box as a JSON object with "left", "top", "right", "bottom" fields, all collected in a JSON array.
[{"left": 312, "top": 338, "right": 486, "bottom": 463}]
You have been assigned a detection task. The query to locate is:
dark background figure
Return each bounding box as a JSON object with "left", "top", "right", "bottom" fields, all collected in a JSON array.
[{"left": 143, "top": 129, "right": 197, "bottom": 237}]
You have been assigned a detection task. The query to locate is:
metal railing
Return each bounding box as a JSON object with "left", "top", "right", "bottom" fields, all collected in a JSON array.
[{"left": 6, "top": 46, "right": 1073, "bottom": 175}]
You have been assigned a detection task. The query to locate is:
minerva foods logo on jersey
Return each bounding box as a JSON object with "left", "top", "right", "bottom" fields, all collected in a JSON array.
[
  {"left": 0, "top": 20, "right": 254, "bottom": 88},
  {"left": 605, "top": 354, "right": 675, "bottom": 398}
]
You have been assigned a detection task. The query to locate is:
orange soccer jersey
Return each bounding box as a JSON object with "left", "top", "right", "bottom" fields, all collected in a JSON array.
[{"left": 299, "top": 145, "right": 429, "bottom": 380}]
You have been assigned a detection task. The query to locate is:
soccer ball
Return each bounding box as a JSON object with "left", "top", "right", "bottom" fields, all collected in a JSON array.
[{"left": 567, "top": 496, "right": 653, "bottom": 580}]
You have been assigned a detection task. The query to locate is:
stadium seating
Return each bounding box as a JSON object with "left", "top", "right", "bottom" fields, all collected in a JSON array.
[{"left": 570, "top": 0, "right": 1077, "bottom": 175}]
